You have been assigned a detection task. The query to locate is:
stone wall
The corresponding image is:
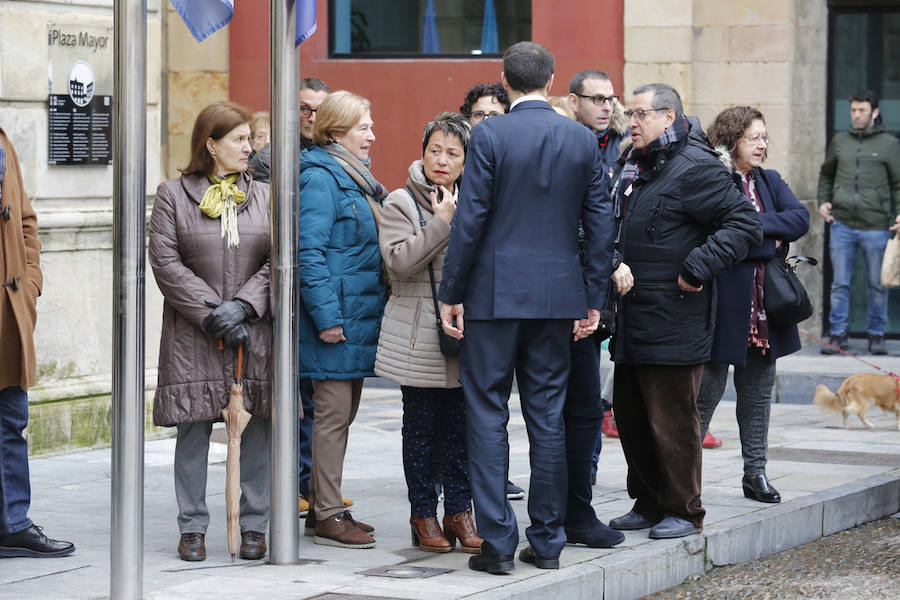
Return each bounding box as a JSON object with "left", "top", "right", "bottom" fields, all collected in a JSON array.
[
  {"left": 623, "top": 0, "right": 829, "bottom": 338},
  {"left": 162, "top": 3, "right": 230, "bottom": 181}
]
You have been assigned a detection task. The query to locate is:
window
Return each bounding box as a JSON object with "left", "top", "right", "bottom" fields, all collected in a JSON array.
[{"left": 330, "top": 0, "right": 531, "bottom": 57}]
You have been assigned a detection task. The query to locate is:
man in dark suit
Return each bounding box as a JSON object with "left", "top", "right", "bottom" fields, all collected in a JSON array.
[{"left": 438, "top": 42, "right": 614, "bottom": 573}]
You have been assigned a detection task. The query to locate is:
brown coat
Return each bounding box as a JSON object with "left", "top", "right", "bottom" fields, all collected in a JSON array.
[
  {"left": 374, "top": 161, "right": 460, "bottom": 388},
  {"left": 0, "top": 127, "right": 42, "bottom": 391},
  {"left": 149, "top": 172, "right": 272, "bottom": 426}
]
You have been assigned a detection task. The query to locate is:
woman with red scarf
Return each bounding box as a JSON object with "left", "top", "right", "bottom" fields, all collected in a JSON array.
[{"left": 697, "top": 106, "right": 810, "bottom": 504}]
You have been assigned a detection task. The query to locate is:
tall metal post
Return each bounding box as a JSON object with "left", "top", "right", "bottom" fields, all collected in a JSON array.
[
  {"left": 111, "top": 0, "right": 146, "bottom": 596},
  {"left": 269, "top": 0, "right": 301, "bottom": 563}
]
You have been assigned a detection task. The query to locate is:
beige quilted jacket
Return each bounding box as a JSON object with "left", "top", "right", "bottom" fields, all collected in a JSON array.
[{"left": 374, "top": 161, "right": 460, "bottom": 388}]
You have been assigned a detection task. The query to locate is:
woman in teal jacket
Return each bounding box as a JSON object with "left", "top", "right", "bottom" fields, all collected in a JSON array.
[{"left": 299, "top": 91, "right": 387, "bottom": 549}]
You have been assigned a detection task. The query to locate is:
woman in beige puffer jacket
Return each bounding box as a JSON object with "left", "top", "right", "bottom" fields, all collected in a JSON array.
[{"left": 375, "top": 113, "right": 482, "bottom": 555}]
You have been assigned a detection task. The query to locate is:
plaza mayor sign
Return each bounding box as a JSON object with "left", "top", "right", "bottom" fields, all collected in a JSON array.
[{"left": 47, "top": 23, "right": 113, "bottom": 166}]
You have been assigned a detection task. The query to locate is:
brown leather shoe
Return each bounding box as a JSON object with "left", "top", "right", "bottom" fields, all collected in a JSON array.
[
  {"left": 306, "top": 508, "right": 374, "bottom": 537},
  {"left": 239, "top": 530, "right": 267, "bottom": 560},
  {"left": 410, "top": 514, "right": 452, "bottom": 553},
  {"left": 177, "top": 532, "right": 206, "bottom": 562},
  {"left": 443, "top": 509, "right": 483, "bottom": 554},
  {"left": 314, "top": 513, "right": 376, "bottom": 549}
]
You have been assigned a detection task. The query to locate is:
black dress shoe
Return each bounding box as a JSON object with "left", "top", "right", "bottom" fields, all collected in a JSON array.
[
  {"left": 0, "top": 524, "right": 75, "bottom": 558},
  {"left": 742, "top": 473, "right": 781, "bottom": 503},
  {"left": 178, "top": 532, "right": 206, "bottom": 562},
  {"left": 648, "top": 517, "right": 700, "bottom": 539},
  {"left": 609, "top": 510, "right": 659, "bottom": 531},
  {"left": 240, "top": 530, "right": 267, "bottom": 559},
  {"left": 468, "top": 551, "right": 515, "bottom": 574},
  {"left": 518, "top": 545, "right": 559, "bottom": 569},
  {"left": 565, "top": 521, "right": 625, "bottom": 548}
]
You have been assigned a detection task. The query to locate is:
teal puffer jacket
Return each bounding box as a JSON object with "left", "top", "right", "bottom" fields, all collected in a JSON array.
[
  {"left": 817, "top": 123, "right": 900, "bottom": 230},
  {"left": 298, "top": 146, "right": 386, "bottom": 379}
]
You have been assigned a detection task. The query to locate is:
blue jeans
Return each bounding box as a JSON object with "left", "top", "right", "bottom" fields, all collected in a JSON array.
[
  {"left": 0, "top": 386, "right": 32, "bottom": 536},
  {"left": 298, "top": 378, "right": 315, "bottom": 497},
  {"left": 828, "top": 220, "right": 891, "bottom": 336}
]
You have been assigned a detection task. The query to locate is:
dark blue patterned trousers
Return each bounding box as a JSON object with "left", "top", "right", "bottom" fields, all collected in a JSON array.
[{"left": 401, "top": 386, "right": 472, "bottom": 518}]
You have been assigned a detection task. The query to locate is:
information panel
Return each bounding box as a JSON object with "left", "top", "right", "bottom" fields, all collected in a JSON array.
[
  {"left": 48, "top": 94, "right": 112, "bottom": 165},
  {"left": 47, "top": 23, "right": 113, "bottom": 166}
]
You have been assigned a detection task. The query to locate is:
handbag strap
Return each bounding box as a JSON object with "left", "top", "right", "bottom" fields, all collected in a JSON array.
[
  {"left": 786, "top": 255, "right": 818, "bottom": 267},
  {"left": 405, "top": 187, "right": 444, "bottom": 331}
]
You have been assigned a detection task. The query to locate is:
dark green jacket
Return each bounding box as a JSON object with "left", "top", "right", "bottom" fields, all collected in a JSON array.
[{"left": 817, "top": 123, "right": 900, "bottom": 230}]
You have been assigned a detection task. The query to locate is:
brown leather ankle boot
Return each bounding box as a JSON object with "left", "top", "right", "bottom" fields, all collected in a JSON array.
[
  {"left": 410, "top": 514, "right": 452, "bottom": 553},
  {"left": 443, "top": 509, "right": 483, "bottom": 554}
]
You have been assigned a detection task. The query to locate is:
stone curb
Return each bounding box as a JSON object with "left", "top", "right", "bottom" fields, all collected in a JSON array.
[{"left": 461, "top": 469, "right": 900, "bottom": 600}]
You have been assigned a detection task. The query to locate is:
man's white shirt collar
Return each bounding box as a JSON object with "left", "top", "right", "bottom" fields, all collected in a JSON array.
[{"left": 510, "top": 94, "right": 549, "bottom": 110}]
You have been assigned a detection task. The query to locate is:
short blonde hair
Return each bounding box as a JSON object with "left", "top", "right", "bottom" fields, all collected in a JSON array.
[
  {"left": 312, "top": 90, "right": 371, "bottom": 146},
  {"left": 548, "top": 96, "right": 575, "bottom": 120}
]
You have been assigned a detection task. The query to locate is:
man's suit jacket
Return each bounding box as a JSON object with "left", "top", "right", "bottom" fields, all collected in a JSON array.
[{"left": 438, "top": 100, "right": 613, "bottom": 319}]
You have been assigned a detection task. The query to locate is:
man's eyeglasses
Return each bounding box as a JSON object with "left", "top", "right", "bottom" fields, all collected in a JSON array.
[
  {"left": 299, "top": 105, "right": 318, "bottom": 118},
  {"left": 471, "top": 110, "right": 503, "bottom": 122},
  {"left": 743, "top": 134, "right": 769, "bottom": 145},
  {"left": 573, "top": 93, "right": 618, "bottom": 107},
  {"left": 623, "top": 107, "right": 671, "bottom": 122}
]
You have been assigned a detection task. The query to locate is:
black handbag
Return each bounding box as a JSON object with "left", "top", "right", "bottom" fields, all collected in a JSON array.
[
  {"left": 407, "top": 188, "right": 461, "bottom": 357},
  {"left": 763, "top": 249, "right": 817, "bottom": 325}
]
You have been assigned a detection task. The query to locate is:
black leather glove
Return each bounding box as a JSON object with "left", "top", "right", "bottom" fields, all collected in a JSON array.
[
  {"left": 202, "top": 299, "right": 255, "bottom": 339},
  {"left": 222, "top": 322, "right": 250, "bottom": 348}
]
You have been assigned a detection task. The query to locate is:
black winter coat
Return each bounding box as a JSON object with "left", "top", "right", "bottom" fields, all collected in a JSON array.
[
  {"left": 709, "top": 168, "right": 810, "bottom": 365},
  {"left": 611, "top": 120, "right": 763, "bottom": 365}
]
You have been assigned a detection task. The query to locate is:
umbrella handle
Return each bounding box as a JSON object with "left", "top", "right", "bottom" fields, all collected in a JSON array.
[{"left": 237, "top": 344, "right": 243, "bottom": 379}]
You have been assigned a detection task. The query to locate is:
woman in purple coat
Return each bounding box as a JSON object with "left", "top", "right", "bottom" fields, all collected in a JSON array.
[{"left": 697, "top": 106, "right": 810, "bottom": 504}]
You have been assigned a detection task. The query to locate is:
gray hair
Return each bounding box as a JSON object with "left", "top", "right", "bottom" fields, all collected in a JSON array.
[
  {"left": 422, "top": 112, "right": 472, "bottom": 156},
  {"left": 633, "top": 83, "right": 683, "bottom": 118}
]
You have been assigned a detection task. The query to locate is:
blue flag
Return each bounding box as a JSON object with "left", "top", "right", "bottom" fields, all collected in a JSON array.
[
  {"left": 293, "top": 0, "right": 317, "bottom": 46},
  {"left": 170, "top": 0, "right": 234, "bottom": 43},
  {"left": 481, "top": 0, "right": 498, "bottom": 54},
  {"left": 172, "top": 0, "right": 316, "bottom": 47},
  {"left": 423, "top": 0, "right": 440, "bottom": 54}
]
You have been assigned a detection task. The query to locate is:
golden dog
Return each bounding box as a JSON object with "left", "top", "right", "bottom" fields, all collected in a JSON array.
[{"left": 813, "top": 373, "right": 900, "bottom": 429}]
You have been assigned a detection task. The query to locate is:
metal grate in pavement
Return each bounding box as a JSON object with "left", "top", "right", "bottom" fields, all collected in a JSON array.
[{"left": 356, "top": 564, "right": 453, "bottom": 579}]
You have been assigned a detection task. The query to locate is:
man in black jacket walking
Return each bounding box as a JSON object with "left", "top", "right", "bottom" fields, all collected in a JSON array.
[{"left": 607, "top": 83, "right": 762, "bottom": 539}]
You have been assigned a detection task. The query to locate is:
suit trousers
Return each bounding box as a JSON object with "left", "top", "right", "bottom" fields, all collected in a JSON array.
[
  {"left": 310, "top": 378, "right": 363, "bottom": 520},
  {"left": 613, "top": 363, "right": 706, "bottom": 528},
  {"left": 564, "top": 337, "right": 604, "bottom": 527},
  {"left": 697, "top": 349, "right": 777, "bottom": 476},
  {"left": 461, "top": 318, "right": 570, "bottom": 558},
  {"left": 0, "top": 386, "right": 32, "bottom": 536},
  {"left": 174, "top": 416, "right": 271, "bottom": 534}
]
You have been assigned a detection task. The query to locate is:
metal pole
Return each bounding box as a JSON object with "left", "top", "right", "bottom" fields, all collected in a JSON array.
[
  {"left": 269, "top": 0, "right": 301, "bottom": 563},
  {"left": 111, "top": 0, "right": 146, "bottom": 596}
]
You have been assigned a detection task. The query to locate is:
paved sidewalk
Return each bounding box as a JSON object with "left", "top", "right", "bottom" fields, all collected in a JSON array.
[{"left": 2, "top": 354, "right": 900, "bottom": 599}]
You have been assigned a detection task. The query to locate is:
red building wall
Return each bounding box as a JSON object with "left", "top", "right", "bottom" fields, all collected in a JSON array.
[{"left": 230, "top": 0, "right": 624, "bottom": 190}]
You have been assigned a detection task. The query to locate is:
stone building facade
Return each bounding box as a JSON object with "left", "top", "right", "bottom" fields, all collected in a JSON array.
[{"left": 0, "top": 1, "right": 870, "bottom": 453}]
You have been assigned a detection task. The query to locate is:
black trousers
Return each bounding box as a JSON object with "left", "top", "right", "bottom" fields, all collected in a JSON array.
[
  {"left": 461, "top": 318, "right": 571, "bottom": 558},
  {"left": 564, "top": 337, "right": 604, "bottom": 527},
  {"left": 613, "top": 362, "right": 706, "bottom": 528},
  {"left": 400, "top": 386, "right": 472, "bottom": 518}
]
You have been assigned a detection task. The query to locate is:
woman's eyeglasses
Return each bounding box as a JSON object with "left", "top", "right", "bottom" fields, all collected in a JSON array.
[{"left": 470, "top": 110, "right": 503, "bottom": 122}]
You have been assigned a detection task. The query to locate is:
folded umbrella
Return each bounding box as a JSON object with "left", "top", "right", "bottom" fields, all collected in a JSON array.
[{"left": 221, "top": 344, "right": 251, "bottom": 561}]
